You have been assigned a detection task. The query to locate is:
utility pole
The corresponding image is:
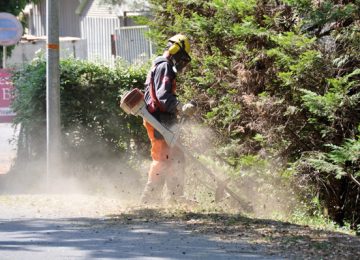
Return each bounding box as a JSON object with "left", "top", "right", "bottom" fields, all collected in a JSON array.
[{"left": 46, "top": 0, "right": 61, "bottom": 186}]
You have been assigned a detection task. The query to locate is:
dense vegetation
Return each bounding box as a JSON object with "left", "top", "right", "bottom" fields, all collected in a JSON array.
[
  {"left": 0, "top": 0, "right": 38, "bottom": 15},
  {"left": 0, "top": 0, "right": 39, "bottom": 63},
  {"left": 145, "top": 0, "right": 360, "bottom": 229},
  {"left": 11, "top": 58, "right": 149, "bottom": 177}
]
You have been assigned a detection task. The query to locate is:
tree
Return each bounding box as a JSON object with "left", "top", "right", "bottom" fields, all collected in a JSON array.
[
  {"left": 145, "top": 0, "right": 360, "bottom": 228},
  {"left": 0, "top": 0, "right": 40, "bottom": 67},
  {"left": 0, "top": 0, "right": 32, "bottom": 15}
]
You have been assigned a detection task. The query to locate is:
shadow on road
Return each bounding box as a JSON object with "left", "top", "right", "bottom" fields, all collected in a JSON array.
[
  {"left": 0, "top": 200, "right": 359, "bottom": 259},
  {"left": 0, "top": 214, "right": 277, "bottom": 259}
]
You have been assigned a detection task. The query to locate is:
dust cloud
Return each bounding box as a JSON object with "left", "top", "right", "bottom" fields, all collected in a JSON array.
[
  {"left": 180, "top": 120, "right": 296, "bottom": 219},
  {"left": 0, "top": 123, "right": 18, "bottom": 174},
  {"left": 0, "top": 123, "right": 149, "bottom": 213},
  {"left": 0, "top": 121, "right": 296, "bottom": 219}
]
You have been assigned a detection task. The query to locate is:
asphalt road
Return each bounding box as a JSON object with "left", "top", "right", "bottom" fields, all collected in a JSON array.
[
  {"left": 0, "top": 195, "right": 281, "bottom": 260},
  {"left": 0, "top": 218, "right": 273, "bottom": 260}
]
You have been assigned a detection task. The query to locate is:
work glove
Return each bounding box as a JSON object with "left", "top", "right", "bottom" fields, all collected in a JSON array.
[{"left": 181, "top": 101, "right": 197, "bottom": 116}]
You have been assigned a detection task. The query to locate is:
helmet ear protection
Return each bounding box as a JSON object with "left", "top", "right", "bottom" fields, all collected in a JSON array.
[
  {"left": 167, "top": 34, "right": 191, "bottom": 55},
  {"left": 168, "top": 41, "right": 183, "bottom": 55}
]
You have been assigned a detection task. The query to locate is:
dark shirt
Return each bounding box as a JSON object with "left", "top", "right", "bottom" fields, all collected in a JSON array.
[{"left": 144, "top": 56, "right": 179, "bottom": 114}]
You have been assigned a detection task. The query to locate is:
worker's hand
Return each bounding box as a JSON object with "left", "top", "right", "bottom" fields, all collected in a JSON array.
[{"left": 182, "top": 101, "right": 197, "bottom": 116}]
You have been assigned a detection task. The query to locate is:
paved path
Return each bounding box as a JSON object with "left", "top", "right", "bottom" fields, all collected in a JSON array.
[
  {"left": 0, "top": 218, "right": 277, "bottom": 260},
  {"left": 0, "top": 195, "right": 281, "bottom": 260}
]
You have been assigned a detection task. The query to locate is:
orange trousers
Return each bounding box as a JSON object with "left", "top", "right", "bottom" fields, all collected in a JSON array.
[{"left": 142, "top": 120, "right": 185, "bottom": 204}]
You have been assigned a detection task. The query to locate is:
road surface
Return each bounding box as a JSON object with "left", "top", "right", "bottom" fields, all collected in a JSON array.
[{"left": 0, "top": 194, "right": 280, "bottom": 260}]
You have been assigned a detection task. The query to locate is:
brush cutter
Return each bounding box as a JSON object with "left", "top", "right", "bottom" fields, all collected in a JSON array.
[{"left": 120, "top": 88, "right": 252, "bottom": 211}]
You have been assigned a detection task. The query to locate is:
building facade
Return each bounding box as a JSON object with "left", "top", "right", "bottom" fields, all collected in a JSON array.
[{"left": 21, "top": 0, "right": 152, "bottom": 65}]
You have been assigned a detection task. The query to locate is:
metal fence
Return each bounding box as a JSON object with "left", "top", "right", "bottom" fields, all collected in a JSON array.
[
  {"left": 115, "top": 26, "right": 153, "bottom": 65},
  {"left": 29, "top": 12, "right": 152, "bottom": 66},
  {"left": 81, "top": 17, "right": 120, "bottom": 65}
]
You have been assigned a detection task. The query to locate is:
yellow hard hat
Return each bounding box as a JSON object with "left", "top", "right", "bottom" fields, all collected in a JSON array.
[{"left": 168, "top": 34, "right": 191, "bottom": 56}]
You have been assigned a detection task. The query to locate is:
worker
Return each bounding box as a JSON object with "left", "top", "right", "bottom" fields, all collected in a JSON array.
[{"left": 141, "top": 34, "right": 196, "bottom": 205}]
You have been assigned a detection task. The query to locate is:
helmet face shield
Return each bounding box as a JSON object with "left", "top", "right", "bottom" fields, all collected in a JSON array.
[
  {"left": 172, "top": 48, "right": 191, "bottom": 73},
  {"left": 167, "top": 34, "right": 191, "bottom": 73}
]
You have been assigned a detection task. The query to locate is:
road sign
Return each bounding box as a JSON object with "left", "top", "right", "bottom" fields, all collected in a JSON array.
[
  {"left": 0, "top": 69, "right": 15, "bottom": 123},
  {"left": 0, "top": 12, "right": 23, "bottom": 46}
]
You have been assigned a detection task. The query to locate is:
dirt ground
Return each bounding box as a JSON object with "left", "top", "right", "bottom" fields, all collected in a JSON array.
[{"left": 118, "top": 207, "right": 360, "bottom": 259}]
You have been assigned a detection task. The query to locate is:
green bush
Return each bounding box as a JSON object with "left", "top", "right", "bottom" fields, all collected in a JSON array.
[
  {"left": 11, "top": 57, "right": 149, "bottom": 176},
  {"left": 146, "top": 0, "right": 360, "bottom": 227}
]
